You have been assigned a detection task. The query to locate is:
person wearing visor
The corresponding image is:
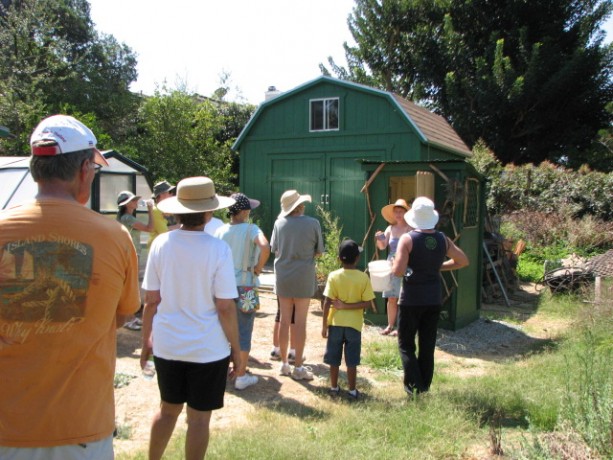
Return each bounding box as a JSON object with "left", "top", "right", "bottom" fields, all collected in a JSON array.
[{"left": 215, "top": 193, "right": 270, "bottom": 390}]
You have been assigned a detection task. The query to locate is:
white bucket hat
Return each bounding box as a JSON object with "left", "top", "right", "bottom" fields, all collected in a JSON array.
[
  {"left": 279, "top": 190, "right": 311, "bottom": 217},
  {"left": 404, "top": 197, "right": 439, "bottom": 230},
  {"left": 158, "top": 176, "right": 235, "bottom": 214}
]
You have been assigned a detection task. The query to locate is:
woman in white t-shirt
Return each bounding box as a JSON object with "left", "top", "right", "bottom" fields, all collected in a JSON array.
[{"left": 140, "top": 177, "right": 241, "bottom": 460}]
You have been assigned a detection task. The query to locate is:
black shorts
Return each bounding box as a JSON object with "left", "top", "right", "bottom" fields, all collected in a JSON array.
[{"left": 154, "top": 355, "right": 230, "bottom": 412}]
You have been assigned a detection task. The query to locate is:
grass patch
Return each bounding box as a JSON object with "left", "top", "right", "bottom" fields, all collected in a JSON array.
[{"left": 117, "top": 290, "right": 613, "bottom": 459}]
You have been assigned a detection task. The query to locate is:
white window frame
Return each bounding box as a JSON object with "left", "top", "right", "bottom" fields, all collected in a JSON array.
[{"left": 309, "top": 97, "right": 339, "bottom": 132}]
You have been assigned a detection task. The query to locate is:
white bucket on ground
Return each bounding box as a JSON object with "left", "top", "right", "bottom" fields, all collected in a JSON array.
[{"left": 368, "top": 260, "right": 393, "bottom": 292}]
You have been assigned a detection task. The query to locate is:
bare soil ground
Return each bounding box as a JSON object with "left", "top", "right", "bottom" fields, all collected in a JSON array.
[{"left": 113, "top": 282, "right": 565, "bottom": 457}]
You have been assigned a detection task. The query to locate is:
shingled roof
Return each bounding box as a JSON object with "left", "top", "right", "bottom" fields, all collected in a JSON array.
[
  {"left": 391, "top": 94, "right": 471, "bottom": 156},
  {"left": 584, "top": 250, "right": 613, "bottom": 277}
]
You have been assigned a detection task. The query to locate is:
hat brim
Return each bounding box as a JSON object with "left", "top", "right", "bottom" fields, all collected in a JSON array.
[
  {"left": 158, "top": 195, "right": 235, "bottom": 215},
  {"left": 279, "top": 195, "right": 311, "bottom": 217},
  {"left": 94, "top": 149, "right": 109, "bottom": 166},
  {"left": 249, "top": 198, "right": 260, "bottom": 210},
  {"left": 381, "top": 203, "right": 409, "bottom": 225},
  {"left": 404, "top": 209, "right": 439, "bottom": 230},
  {"left": 118, "top": 195, "right": 141, "bottom": 207}
]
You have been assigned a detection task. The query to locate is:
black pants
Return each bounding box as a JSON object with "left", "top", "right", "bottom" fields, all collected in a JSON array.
[{"left": 397, "top": 304, "right": 441, "bottom": 393}]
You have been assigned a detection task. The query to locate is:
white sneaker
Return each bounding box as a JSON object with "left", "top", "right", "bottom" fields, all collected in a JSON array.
[
  {"left": 291, "top": 366, "right": 314, "bottom": 381},
  {"left": 280, "top": 363, "right": 291, "bottom": 376},
  {"left": 235, "top": 374, "right": 258, "bottom": 390}
]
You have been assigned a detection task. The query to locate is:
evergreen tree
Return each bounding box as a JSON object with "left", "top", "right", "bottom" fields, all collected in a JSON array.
[{"left": 323, "top": 0, "right": 613, "bottom": 170}]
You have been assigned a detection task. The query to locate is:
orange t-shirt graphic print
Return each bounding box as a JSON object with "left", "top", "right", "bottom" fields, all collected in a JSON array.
[{"left": 1, "top": 239, "right": 93, "bottom": 327}]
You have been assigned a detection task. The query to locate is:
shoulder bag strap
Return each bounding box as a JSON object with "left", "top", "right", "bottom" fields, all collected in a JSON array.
[{"left": 240, "top": 223, "right": 252, "bottom": 286}]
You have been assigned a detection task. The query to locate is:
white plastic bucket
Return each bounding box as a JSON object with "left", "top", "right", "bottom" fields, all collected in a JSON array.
[{"left": 368, "top": 260, "right": 393, "bottom": 292}]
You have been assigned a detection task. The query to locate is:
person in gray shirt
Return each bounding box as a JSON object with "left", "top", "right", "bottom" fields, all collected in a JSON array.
[{"left": 270, "top": 190, "right": 324, "bottom": 381}]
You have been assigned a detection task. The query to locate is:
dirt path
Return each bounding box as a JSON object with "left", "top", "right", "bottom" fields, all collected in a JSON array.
[{"left": 113, "top": 284, "right": 559, "bottom": 456}]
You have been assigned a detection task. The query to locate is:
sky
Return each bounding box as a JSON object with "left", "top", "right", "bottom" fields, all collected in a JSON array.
[
  {"left": 88, "top": 1, "right": 613, "bottom": 106},
  {"left": 88, "top": 0, "right": 356, "bottom": 105}
]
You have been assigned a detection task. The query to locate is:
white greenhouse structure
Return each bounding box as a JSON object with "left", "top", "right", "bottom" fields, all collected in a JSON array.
[{"left": 0, "top": 150, "right": 152, "bottom": 214}]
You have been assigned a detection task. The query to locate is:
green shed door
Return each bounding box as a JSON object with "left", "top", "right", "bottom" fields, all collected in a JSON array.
[
  {"left": 270, "top": 154, "right": 325, "bottom": 220},
  {"left": 327, "top": 153, "right": 368, "bottom": 245}
]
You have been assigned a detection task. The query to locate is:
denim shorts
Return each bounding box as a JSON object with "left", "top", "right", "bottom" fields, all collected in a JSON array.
[
  {"left": 323, "top": 325, "right": 362, "bottom": 367},
  {"left": 236, "top": 304, "right": 256, "bottom": 351},
  {"left": 382, "top": 274, "right": 401, "bottom": 298}
]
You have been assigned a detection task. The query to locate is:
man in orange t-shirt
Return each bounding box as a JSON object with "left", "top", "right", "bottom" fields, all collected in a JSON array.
[{"left": 0, "top": 115, "right": 140, "bottom": 459}]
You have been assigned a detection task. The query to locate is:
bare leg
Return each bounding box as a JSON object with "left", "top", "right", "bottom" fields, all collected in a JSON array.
[
  {"left": 329, "top": 365, "right": 340, "bottom": 388},
  {"left": 185, "top": 406, "right": 212, "bottom": 460},
  {"left": 347, "top": 366, "right": 357, "bottom": 391},
  {"left": 387, "top": 297, "right": 398, "bottom": 329},
  {"left": 149, "top": 402, "right": 183, "bottom": 460},
  {"left": 236, "top": 350, "right": 250, "bottom": 377},
  {"left": 291, "top": 298, "right": 310, "bottom": 368},
  {"left": 278, "top": 296, "right": 295, "bottom": 364},
  {"left": 290, "top": 323, "right": 297, "bottom": 350},
  {"left": 272, "top": 321, "right": 280, "bottom": 348}
]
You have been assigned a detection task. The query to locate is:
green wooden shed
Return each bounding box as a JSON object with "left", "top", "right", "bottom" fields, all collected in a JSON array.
[{"left": 233, "top": 76, "right": 485, "bottom": 330}]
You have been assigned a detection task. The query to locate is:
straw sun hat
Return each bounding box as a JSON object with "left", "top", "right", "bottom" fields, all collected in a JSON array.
[
  {"left": 157, "top": 176, "right": 235, "bottom": 214},
  {"left": 404, "top": 196, "right": 439, "bottom": 230},
  {"left": 279, "top": 190, "right": 311, "bottom": 217},
  {"left": 381, "top": 198, "right": 410, "bottom": 224}
]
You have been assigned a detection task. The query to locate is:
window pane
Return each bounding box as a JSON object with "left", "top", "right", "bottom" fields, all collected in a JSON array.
[
  {"left": 99, "top": 174, "right": 131, "bottom": 213},
  {"left": 326, "top": 99, "right": 339, "bottom": 130},
  {"left": 310, "top": 100, "right": 324, "bottom": 130}
]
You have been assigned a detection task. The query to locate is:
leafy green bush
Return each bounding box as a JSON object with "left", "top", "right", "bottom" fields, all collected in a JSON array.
[{"left": 315, "top": 205, "right": 342, "bottom": 282}]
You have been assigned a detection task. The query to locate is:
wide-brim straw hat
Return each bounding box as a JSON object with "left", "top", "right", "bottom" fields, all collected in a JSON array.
[
  {"left": 157, "top": 176, "right": 235, "bottom": 214},
  {"left": 381, "top": 198, "right": 410, "bottom": 224},
  {"left": 404, "top": 196, "right": 439, "bottom": 230},
  {"left": 279, "top": 190, "right": 311, "bottom": 217}
]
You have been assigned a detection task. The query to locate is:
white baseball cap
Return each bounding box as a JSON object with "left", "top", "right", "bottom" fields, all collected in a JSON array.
[{"left": 30, "top": 115, "right": 109, "bottom": 166}]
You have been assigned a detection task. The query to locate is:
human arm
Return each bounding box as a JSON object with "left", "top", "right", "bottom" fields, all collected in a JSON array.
[
  {"left": 392, "top": 233, "right": 412, "bottom": 277},
  {"left": 132, "top": 201, "right": 154, "bottom": 233},
  {"left": 441, "top": 237, "right": 469, "bottom": 271},
  {"left": 253, "top": 233, "right": 271, "bottom": 276},
  {"left": 140, "top": 290, "right": 160, "bottom": 370},
  {"left": 331, "top": 299, "right": 371, "bottom": 310},
  {"left": 322, "top": 297, "right": 331, "bottom": 338},
  {"left": 374, "top": 226, "right": 391, "bottom": 250},
  {"left": 215, "top": 298, "right": 241, "bottom": 379}
]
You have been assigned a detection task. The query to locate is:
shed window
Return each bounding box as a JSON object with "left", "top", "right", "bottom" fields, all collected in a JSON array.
[{"left": 310, "top": 98, "right": 339, "bottom": 131}]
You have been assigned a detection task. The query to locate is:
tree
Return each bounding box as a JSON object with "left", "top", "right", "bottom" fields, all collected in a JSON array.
[
  {"left": 323, "top": 0, "right": 613, "bottom": 170},
  {"left": 0, "top": 0, "right": 138, "bottom": 155},
  {"left": 126, "top": 87, "right": 238, "bottom": 193}
]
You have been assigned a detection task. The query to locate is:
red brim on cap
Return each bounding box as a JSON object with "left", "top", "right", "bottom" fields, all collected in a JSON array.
[
  {"left": 32, "top": 144, "right": 109, "bottom": 166},
  {"left": 93, "top": 148, "right": 109, "bottom": 166}
]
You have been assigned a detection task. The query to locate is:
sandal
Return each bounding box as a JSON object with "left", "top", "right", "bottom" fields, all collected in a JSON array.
[{"left": 380, "top": 326, "right": 393, "bottom": 336}]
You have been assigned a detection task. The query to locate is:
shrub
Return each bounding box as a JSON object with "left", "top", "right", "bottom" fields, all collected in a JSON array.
[{"left": 315, "top": 205, "right": 342, "bottom": 283}]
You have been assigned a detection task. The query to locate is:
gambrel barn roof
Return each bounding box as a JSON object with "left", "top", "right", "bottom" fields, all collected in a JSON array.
[{"left": 233, "top": 76, "right": 471, "bottom": 157}]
